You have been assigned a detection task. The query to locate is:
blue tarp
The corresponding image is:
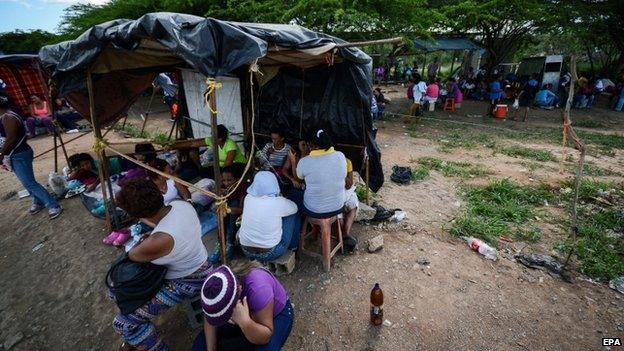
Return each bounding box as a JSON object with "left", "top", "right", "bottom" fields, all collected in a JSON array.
[{"left": 412, "top": 37, "right": 480, "bottom": 53}]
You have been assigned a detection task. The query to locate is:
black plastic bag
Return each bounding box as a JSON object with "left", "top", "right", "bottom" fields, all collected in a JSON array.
[{"left": 390, "top": 165, "right": 412, "bottom": 184}]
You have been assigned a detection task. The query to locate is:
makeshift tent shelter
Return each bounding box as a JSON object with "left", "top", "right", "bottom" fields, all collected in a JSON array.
[
  {"left": 0, "top": 54, "right": 49, "bottom": 113},
  {"left": 40, "top": 13, "right": 384, "bottom": 262}
]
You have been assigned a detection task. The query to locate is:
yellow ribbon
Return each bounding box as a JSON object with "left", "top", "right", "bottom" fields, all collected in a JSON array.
[
  {"left": 93, "top": 137, "right": 108, "bottom": 154},
  {"left": 204, "top": 77, "right": 223, "bottom": 114}
]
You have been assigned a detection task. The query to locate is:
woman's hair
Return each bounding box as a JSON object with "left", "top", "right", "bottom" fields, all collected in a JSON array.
[
  {"left": 217, "top": 124, "right": 229, "bottom": 140},
  {"left": 68, "top": 153, "right": 94, "bottom": 168},
  {"left": 413, "top": 73, "right": 422, "bottom": 82},
  {"left": 221, "top": 164, "right": 243, "bottom": 179},
  {"left": 134, "top": 143, "right": 157, "bottom": 163},
  {"left": 29, "top": 94, "right": 43, "bottom": 100},
  {"left": 148, "top": 158, "right": 170, "bottom": 180},
  {"left": 0, "top": 94, "right": 10, "bottom": 109},
  {"left": 270, "top": 126, "right": 284, "bottom": 138},
  {"left": 116, "top": 178, "right": 164, "bottom": 218},
  {"left": 229, "top": 259, "right": 263, "bottom": 280},
  {"left": 312, "top": 129, "right": 333, "bottom": 150}
]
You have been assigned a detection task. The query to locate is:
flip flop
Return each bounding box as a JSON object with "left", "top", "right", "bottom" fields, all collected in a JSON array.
[
  {"left": 112, "top": 230, "right": 131, "bottom": 246},
  {"left": 103, "top": 231, "right": 122, "bottom": 245}
]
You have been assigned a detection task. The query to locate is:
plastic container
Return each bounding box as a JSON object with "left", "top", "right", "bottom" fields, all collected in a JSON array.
[
  {"left": 463, "top": 237, "right": 498, "bottom": 260},
  {"left": 494, "top": 104, "right": 508, "bottom": 119}
]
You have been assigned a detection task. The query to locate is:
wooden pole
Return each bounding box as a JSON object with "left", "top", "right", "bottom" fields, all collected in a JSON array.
[
  {"left": 86, "top": 71, "right": 114, "bottom": 232},
  {"left": 140, "top": 87, "right": 157, "bottom": 136},
  {"left": 53, "top": 132, "right": 58, "bottom": 172},
  {"left": 56, "top": 131, "right": 71, "bottom": 168},
  {"left": 365, "top": 148, "right": 370, "bottom": 206},
  {"left": 208, "top": 80, "right": 227, "bottom": 264}
]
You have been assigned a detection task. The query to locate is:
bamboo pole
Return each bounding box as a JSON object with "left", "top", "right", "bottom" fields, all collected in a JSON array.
[
  {"left": 56, "top": 130, "right": 70, "bottom": 167},
  {"left": 139, "top": 87, "right": 157, "bottom": 136},
  {"left": 53, "top": 132, "right": 58, "bottom": 172},
  {"left": 561, "top": 56, "right": 587, "bottom": 271},
  {"left": 208, "top": 81, "right": 227, "bottom": 264},
  {"left": 87, "top": 71, "right": 114, "bottom": 232}
]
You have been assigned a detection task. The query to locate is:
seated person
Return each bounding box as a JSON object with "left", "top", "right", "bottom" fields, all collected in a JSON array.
[
  {"left": 112, "top": 178, "right": 210, "bottom": 351},
  {"left": 239, "top": 171, "right": 299, "bottom": 262},
  {"left": 373, "top": 88, "right": 390, "bottom": 118},
  {"left": 25, "top": 94, "right": 54, "bottom": 137},
  {"left": 148, "top": 158, "right": 192, "bottom": 205},
  {"left": 193, "top": 261, "right": 294, "bottom": 351},
  {"left": 170, "top": 124, "right": 247, "bottom": 173},
  {"left": 342, "top": 158, "right": 359, "bottom": 251},
  {"left": 209, "top": 165, "right": 249, "bottom": 263},
  {"left": 53, "top": 98, "right": 82, "bottom": 133},
  {"left": 424, "top": 78, "right": 439, "bottom": 106},
  {"left": 535, "top": 84, "right": 559, "bottom": 108},
  {"left": 118, "top": 143, "right": 155, "bottom": 186},
  {"left": 258, "top": 128, "right": 291, "bottom": 174},
  {"left": 67, "top": 153, "right": 99, "bottom": 191},
  {"left": 447, "top": 78, "right": 464, "bottom": 106},
  {"left": 175, "top": 149, "right": 200, "bottom": 181}
]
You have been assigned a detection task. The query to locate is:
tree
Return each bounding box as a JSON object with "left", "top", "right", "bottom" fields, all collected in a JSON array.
[
  {"left": 440, "top": 0, "right": 555, "bottom": 74},
  {"left": 0, "top": 30, "right": 61, "bottom": 54}
]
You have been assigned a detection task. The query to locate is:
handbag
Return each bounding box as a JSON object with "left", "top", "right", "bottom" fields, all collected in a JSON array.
[{"left": 105, "top": 253, "right": 167, "bottom": 314}]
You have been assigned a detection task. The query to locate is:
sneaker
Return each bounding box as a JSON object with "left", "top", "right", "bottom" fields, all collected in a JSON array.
[
  {"left": 29, "top": 203, "right": 44, "bottom": 215},
  {"left": 48, "top": 207, "right": 63, "bottom": 220}
]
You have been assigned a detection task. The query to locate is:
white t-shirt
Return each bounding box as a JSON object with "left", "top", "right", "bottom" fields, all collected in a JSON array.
[
  {"left": 412, "top": 81, "right": 427, "bottom": 103},
  {"left": 297, "top": 148, "right": 347, "bottom": 214},
  {"left": 151, "top": 201, "right": 208, "bottom": 279},
  {"left": 162, "top": 179, "right": 180, "bottom": 205},
  {"left": 239, "top": 195, "right": 298, "bottom": 249}
]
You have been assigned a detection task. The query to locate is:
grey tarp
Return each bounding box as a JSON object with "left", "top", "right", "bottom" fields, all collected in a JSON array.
[{"left": 39, "top": 12, "right": 384, "bottom": 190}]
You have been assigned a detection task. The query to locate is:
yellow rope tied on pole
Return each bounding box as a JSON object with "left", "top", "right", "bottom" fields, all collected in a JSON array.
[
  {"left": 93, "top": 137, "right": 108, "bottom": 154},
  {"left": 204, "top": 78, "right": 223, "bottom": 114}
]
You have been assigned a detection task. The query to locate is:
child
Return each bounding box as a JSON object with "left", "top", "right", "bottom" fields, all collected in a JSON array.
[{"left": 68, "top": 153, "right": 99, "bottom": 191}]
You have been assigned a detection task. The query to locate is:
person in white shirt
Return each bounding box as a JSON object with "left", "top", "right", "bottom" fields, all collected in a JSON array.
[
  {"left": 240, "top": 171, "right": 299, "bottom": 261},
  {"left": 410, "top": 74, "right": 427, "bottom": 116}
]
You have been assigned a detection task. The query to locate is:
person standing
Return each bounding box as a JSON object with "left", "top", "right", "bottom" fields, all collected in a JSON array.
[
  {"left": 427, "top": 57, "right": 441, "bottom": 81},
  {"left": 488, "top": 75, "right": 503, "bottom": 116},
  {"left": 154, "top": 73, "right": 179, "bottom": 121},
  {"left": 0, "top": 95, "right": 62, "bottom": 219},
  {"left": 410, "top": 75, "right": 427, "bottom": 116}
]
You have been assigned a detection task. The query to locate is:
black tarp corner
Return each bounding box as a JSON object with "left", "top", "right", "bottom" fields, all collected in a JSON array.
[{"left": 39, "top": 12, "right": 384, "bottom": 191}]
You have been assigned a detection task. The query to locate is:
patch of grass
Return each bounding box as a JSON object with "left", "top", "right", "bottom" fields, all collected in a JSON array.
[
  {"left": 565, "top": 162, "right": 621, "bottom": 177},
  {"left": 517, "top": 161, "right": 545, "bottom": 171},
  {"left": 411, "top": 165, "right": 429, "bottom": 181},
  {"left": 450, "top": 179, "right": 553, "bottom": 245},
  {"left": 574, "top": 119, "right": 605, "bottom": 128},
  {"left": 114, "top": 123, "right": 149, "bottom": 138},
  {"left": 436, "top": 131, "right": 496, "bottom": 151},
  {"left": 355, "top": 184, "right": 377, "bottom": 203},
  {"left": 557, "top": 179, "right": 624, "bottom": 280},
  {"left": 500, "top": 146, "right": 556, "bottom": 162},
  {"left": 416, "top": 157, "right": 491, "bottom": 178},
  {"left": 577, "top": 131, "right": 624, "bottom": 152}
]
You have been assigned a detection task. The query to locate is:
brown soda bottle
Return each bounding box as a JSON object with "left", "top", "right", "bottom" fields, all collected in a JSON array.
[{"left": 370, "top": 283, "right": 383, "bottom": 325}]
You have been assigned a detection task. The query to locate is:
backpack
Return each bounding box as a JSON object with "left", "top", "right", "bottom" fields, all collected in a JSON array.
[{"left": 406, "top": 83, "right": 415, "bottom": 99}]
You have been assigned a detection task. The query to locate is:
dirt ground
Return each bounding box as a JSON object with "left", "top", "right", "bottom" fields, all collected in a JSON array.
[{"left": 0, "top": 94, "right": 623, "bottom": 351}]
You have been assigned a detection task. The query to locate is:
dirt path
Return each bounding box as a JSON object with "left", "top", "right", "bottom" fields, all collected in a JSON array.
[{"left": 0, "top": 101, "right": 623, "bottom": 350}]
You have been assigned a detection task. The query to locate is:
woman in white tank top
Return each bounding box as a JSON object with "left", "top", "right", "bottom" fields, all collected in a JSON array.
[
  {"left": 112, "top": 178, "right": 209, "bottom": 350},
  {"left": 149, "top": 159, "right": 191, "bottom": 204}
]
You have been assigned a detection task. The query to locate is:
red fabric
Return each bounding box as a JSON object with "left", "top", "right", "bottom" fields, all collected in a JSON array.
[{"left": 0, "top": 60, "right": 48, "bottom": 112}]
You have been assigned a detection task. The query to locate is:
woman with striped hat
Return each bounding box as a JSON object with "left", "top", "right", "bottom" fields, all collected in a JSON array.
[{"left": 193, "top": 260, "right": 294, "bottom": 351}]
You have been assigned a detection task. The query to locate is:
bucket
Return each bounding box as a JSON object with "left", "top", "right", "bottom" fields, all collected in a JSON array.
[{"left": 494, "top": 104, "right": 508, "bottom": 119}]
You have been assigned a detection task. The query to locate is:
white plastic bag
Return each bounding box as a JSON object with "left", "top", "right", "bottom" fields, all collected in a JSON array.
[{"left": 512, "top": 99, "right": 519, "bottom": 109}]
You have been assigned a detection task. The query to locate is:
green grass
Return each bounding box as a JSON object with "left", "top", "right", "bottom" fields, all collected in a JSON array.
[
  {"left": 411, "top": 165, "right": 429, "bottom": 181},
  {"left": 517, "top": 161, "right": 546, "bottom": 171},
  {"left": 565, "top": 162, "right": 621, "bottom": 177},
  {"left": 557, "top": 180, "right": 624, "bottom": 280},
  {"left": 450, "top": 179, "right": 553, "bottom": 245},
  {"left": 113, "top": 124, "right": 171, "bottom": 146},
  {"left": 500, "top": 146, "right": 556, "bottom": 162},
  {"left": 574, "top": 119, "right": 605, "bottom": 128},
  {"left": 355, "top": 184, "right": 377, "bottom": 203},
  {"left": 415, "top": 157, "right": 490, "bottom": 178}
]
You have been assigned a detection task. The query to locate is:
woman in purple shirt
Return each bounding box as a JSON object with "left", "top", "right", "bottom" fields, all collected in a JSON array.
[{"left": 194, "top": 261, "right": 294, "bottom": 351}]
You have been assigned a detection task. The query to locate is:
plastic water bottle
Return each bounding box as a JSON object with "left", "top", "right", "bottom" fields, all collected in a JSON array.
[{"left": 463, "top": 237, "right": 498, "bottom": 260}]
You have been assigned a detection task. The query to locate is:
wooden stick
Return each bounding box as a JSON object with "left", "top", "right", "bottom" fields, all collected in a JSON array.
[
  {"left": 139, "top": 88, "right": 157, "bottom": 136},
  {"left": 34, "top": 131, "right": 91, "bottom": 159},
  {"left": 87, "top": 71, "right": 115, "bottom": 232},
  {"left": 208, "top": 83, "right": 227, "bottom": 265},
  {"left": 560, "top": 56, "right": 587, "bottom": 270},
  {"left": 365, "top": 149, "right": 370, "bottom": 206},
  {"left": 56, "top": 131, "right": 71, "bottom": 167},
  {"left": 53, "top": 132, "right": 58, "bottom": 173}
]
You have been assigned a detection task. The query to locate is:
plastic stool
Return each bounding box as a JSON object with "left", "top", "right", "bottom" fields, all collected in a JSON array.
[
  {"left": 299, "top": 215, "right": 344, "bottom": 272},
  {"left": 443, "top": 98, "right": 456, "bottom": 112}
]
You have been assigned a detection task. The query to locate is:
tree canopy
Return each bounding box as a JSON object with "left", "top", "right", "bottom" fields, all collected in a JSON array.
[{"left": 0, "top": 30, "right": 61, "bottom": 54}]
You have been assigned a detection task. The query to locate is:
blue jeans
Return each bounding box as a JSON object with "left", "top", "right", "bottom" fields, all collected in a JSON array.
[
  {"left": 192, "top": 300, "right": 294, "bottom": 351},
  {"left": 616, "top": 92, "right": 624, "bottom": 112},
  {"left": 242, "top": 214, "right": 301, "bottom": 262},
  {"left": 225, "top": 199, "right": 241, "bottom": 244},
  {"left": 11, "top": 148, "right": 59, "bottom": 209}
]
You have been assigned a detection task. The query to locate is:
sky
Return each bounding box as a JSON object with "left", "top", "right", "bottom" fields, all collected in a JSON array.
[{"left": 0, "top": 0, "right": 107, "bottom": 33}]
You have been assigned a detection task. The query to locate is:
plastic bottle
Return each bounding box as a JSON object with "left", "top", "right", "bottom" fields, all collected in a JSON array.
[
  {"left": 463, "top": 237, "right": 498, "bottom": 260},
  {"left": 370, "top": 283, "right": 384, "bottom": 326}
]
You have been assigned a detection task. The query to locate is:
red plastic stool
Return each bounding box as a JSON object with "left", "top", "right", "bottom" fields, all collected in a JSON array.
[
  {"left": 443, "top": 98, "right": 456, "bottom": 112},
  {"left": 299, "top": 215, "right": 344, "bottom": 272}
]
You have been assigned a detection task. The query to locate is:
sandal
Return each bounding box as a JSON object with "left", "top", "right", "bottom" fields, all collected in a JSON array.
[
  {"left": 103, "top": 231, "right": 123, "bottom": 245},
  {"left": 112, "top": 230, "right": 131, "bottom": 246}
]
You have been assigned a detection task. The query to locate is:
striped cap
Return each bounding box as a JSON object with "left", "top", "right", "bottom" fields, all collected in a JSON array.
[{"left": 201, "top": 265, "right": 239, "bottom": 326}]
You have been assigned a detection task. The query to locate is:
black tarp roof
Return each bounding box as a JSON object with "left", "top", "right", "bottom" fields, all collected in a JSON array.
[{"left": 39, "top": 12, "right": 384, "bottom": 190}]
